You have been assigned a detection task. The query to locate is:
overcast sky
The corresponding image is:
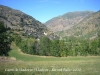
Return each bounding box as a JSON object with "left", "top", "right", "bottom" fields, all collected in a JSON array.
[{"left": 0, "top": 0, "right": 100, "bottom": 23}]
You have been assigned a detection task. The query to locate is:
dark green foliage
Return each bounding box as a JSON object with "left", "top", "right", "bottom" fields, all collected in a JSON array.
[
  {"left": 13, "top": 35, "right": 21, "bottom": 47},
  {"left": 20, "top": 18, "right": 23, "bottom": 22},
  {"left": 50, "top": 40, "right": 60, "bottom": 57},
  {"left": 20, "top": 38, "right": 39, "bottom": 55},
  {"left": 62, "top": 36, "right": 100, "bottom": 56},
  {"left": 13, "top": 35, "right": 37, "bottom": 55},
  {"left": 81, "top": 40, "right": 89, "bottom": 56},
  {"left": 90, "top": 39, "right": 99, "bottom": 55},
  {"left": 95, "top": 24, "right": 99, "bottom": 27},
  {"left": 20, "top": 40, "right": 28, "bottom": 53},
  {"left": 98, "top": 17, "right": 100, "bottom": 19},
  {"left": 0, "top": 15, "right": 7, "bottom": 20},
  {"left": 59, "top": 40, "right": 68, "bottom": 57},
  {"left": 39, "top": 36, "right": 51, "bottom": 56},
  {"left": 13, "top": 33, "right": 100, "bottom": 57},
  {"left": 0, "top": 21, "right": 11, "bottom": 56},
  {"left": 33, "top": 41, "right": 40, "bottom": 55}
]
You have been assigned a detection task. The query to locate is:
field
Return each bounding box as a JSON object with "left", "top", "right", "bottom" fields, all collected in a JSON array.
[{"left": 0, "top": 42, "right": 100, "bottom": 75}]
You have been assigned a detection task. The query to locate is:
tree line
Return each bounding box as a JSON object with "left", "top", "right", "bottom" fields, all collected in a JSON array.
[{"left": 13, "top": 34, "right": 100, "bottom": 57}]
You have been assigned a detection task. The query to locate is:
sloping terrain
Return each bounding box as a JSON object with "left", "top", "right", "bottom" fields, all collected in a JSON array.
[
  {"left": 56, "top": 10, "right": 100, "bottom": 39},
  {"left": 45, "top": 11, "right": 94, "bottom": 32},
  {"left": 0, "top": 5, "right": 57, "bottom": 39},
  {"left": 45, "top": 11, "right": 100, "bottom": 39}
]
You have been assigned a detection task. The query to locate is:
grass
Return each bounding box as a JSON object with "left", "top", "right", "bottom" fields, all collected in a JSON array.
[{"left": 0, "top": 42, "right": 100, "bottom": 75}]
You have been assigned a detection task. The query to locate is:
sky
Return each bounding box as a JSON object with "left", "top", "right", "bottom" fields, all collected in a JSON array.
[{"left": 0, "top": 0, "right": 100, "bottom": 23}]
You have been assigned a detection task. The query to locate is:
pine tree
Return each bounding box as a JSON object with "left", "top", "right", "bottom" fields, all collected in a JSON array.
[{"left": 0, "top": 21, "right": 11, "bottom": 56}]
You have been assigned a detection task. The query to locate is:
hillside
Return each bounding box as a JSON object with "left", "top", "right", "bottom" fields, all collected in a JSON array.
[
  {"left": 56, "top": 10, "right": 100, "bottom": 39},
  {"left": 0, "top": 5, "right": 57, "bottom": 39},
  {"left": 45, "top": 11, "right": 94, "bottom": 32}
]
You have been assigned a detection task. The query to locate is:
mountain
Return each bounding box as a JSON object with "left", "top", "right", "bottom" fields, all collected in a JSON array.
[
  {"left": 61, "top": 10, "right": 100, "bottom": 39},
  {"left": 45, "top": 11, "right": 94, "bottom": 32},
  {"left": 0, "top": 5, "right": 57, "bottom": 39},
  {"left": 45, "top": 11, "right": 100, "bottom": 39}
]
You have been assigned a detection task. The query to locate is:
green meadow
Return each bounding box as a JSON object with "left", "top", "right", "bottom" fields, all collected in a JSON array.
[{"left": 0, "top": 42, "right": 100, "bottom": 75}]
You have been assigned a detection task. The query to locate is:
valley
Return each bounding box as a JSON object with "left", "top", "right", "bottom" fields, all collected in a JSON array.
[{"left": 0, "top": 4, "right": 100, "bottom": 75}]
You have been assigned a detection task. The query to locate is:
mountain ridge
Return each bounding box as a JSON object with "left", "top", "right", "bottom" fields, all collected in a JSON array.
[
  {"left": 0, "top": 5, "right": 57, "bottom": 39},
  {"left": 45, "top": 10, "right": 100, "bottom": 39},
  {"left": 45, "top": 11, "right": 94, "bottom": 32}
]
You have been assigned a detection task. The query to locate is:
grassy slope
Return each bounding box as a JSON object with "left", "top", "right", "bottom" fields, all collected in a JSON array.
[{"left": 0, "top": 42, "right": 100, "bottom": 75}]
